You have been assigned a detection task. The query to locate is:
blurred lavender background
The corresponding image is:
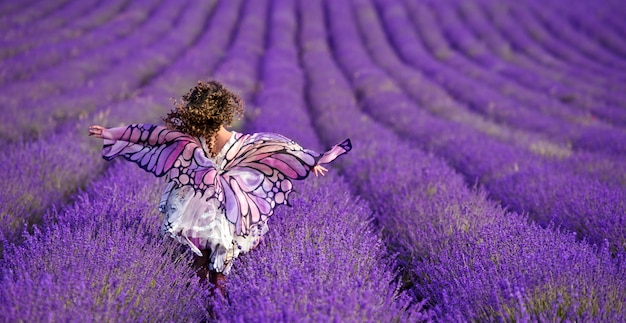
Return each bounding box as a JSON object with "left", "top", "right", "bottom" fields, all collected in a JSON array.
[{"left": 1, "top": 0, "right": 625, "bottom": 321}]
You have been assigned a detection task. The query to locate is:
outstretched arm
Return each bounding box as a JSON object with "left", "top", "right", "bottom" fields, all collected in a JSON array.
[
  {"left": 308, "top": 138, "right": 350, "bottom": 177},
  {"left": 88, "top": 124, "right": 200, "bottom": 177},
  {"left": 90, "top": 124, "right": 176, "bottom": 144}
]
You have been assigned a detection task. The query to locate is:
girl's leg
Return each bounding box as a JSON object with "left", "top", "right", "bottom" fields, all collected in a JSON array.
[
  {"left": 193, "top": 249, "right": 226, "bottom": 319},
  {"left": 193, "top": 249, "right": 227, "bottom": 297},
  {"left": 209, "top": 270, "right": 227, "bottom": 298},
  {"left": 193, "top": 249, "right": 211, "bottom": 282}
]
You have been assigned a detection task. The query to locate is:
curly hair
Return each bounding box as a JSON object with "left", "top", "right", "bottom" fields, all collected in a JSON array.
[{"left": 163, "top": 80, "right": 244, "bottom": 157}]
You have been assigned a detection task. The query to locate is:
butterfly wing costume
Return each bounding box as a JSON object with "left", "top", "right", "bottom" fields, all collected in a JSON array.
[{"left": 100, "top": 124, "right": 351, "bottom": 273}]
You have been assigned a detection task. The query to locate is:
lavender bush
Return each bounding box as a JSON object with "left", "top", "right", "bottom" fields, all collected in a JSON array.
[
  {"left": 218, "top": 178, "right": 421, "bottom": 322},
  {"left": 356, "top": 0, "right": 626, "bottom": 252},
  {"left": 299, "top": 0, "right": 626, "bottom": 320},
  {"left": 0, "top": 163, "right": 211, "bottom": 322},
  {"left": 0, "top": 128, "right": 104, "bottom": 244}
]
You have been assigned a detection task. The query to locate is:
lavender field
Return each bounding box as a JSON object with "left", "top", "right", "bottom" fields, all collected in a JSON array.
[{"left": 1, "top": 0, "right": 625, "bottom": 321}]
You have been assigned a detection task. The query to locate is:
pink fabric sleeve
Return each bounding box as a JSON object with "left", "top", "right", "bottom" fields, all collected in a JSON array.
[
  {"left": 101, "top": 124, "right": 197, "bottom": 177},
  {"left": 315, "top": 139, "right": 352, "bottom": 166}
]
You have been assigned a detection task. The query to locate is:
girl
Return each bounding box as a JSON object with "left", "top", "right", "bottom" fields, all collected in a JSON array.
[{"left": 88, "top": 80, "right": 351, "bottom": 296}]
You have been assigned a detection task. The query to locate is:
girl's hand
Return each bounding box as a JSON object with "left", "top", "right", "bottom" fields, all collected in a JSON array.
[
  {"left": 89, "top": 125, "right": 105, "bottom": 138},
  {"left": 312, "top": 165, "right": 328, "bottom": 177}
]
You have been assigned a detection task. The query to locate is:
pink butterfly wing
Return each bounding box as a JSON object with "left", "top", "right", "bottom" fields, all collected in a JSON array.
[
  {"left": 102, "top": 124, "right": 219, "bottom": 196},
  {"left": 217, "top": 132, "right": 351, "bottom": 236}
]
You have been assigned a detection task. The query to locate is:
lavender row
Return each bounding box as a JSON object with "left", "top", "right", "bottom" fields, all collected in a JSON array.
[
  {"left": 408, "top": 3, "right": 626, "bottom": 168},
  {"left": 0, "top": 128, "right": 104, "bottom": 244},
  {"left": 1, "top": 162, "right": 211, "bottom": 322},
  {"left": 139, "top": 0, "right": 244, "bottom": 107},
  {"left": 474, "top": 1, "right": 626, "bottom": 107},
  {"left": 0, "top": 0, "right": 179, "bottom": 141},
  {"left": 525, "top": 1, "right": 626, "bottom": 74},
  {"left": 0, "top": 0, "right": 243, "bottom": 247},
  {"left": 429, "top": 1, "right": 626, "bottom": 128},
  {"left": 559, "top": 3, "right": 626, "bottom": 57},
  {"left": 0, "top": 0, "right": 37, "bottom": 18},
  {"left": 0, "top": 0, "right": 81, "bottom": 37},
  {"left": 556, "top": 0, "right": 626, "bottom": 57},
  {"left": 211, "top": 0, "right": 267, "bottom": 103},
  {"left": 352, "top": 0, "right": 626, "bottom": 189},
  {"left": 504, "top": 1, "right": 626, "bottom": 84},
  {"left": 218, "top": 177, "right": 419, "bottom": 322},
  {"left": 0, "top": 0, "right": 211, "bottom": 144},
  {"left": 333, "top": 0, "right": 575, "bottom": 163},
  {"left": 352, "top": 0, "right": 626, "bottom": 254},
  {"left": 455, "top": 0, "right": 617, "bottom": 100},
  {"left": 0, "top": 0, "right": 180, "bottom": 101},
  {"left": 71, "top": 0, "right": 242, "bottom": 124},
  {"left": 386, "top": 0, "right": 626, "bottom": 158},
  {"left": 454, "top": 1, "right": 626, "bottom": 122},
  {"left": 303, "top": 0, "right": 625, "bottom": 320},
  {"left": 407, "top": 1, "right": 626, "bottom": 184},
  {"left": 0, "top": 0, "right": 69, "bottom": 43},
  {"left": 505, "top": 0, "right": 626, "bottom": 81},
  {"left": 363, "top": 0, "right": 626, "bottom": 186},
  {"left": 415, "top": 1, "right": 602, "bottom": 126},
  {"left": 0, "top": 0, "right": 102, "bottom": 58},
  {"left": 331, "top": 0, "right": 624, "bottom": 318},
  {"left": 402, "top": 0, "right": 626, "bottom": 150},
  {"left": 0, "top": 0, "right": 142, "bottom": 85},
  {"left": 398, "top": 0, "right": 626, "bottom": 156}
]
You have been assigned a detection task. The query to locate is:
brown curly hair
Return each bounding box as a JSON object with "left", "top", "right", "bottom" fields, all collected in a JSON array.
[{"left": 163, "top": 80, "right": 244, "bottom": 157}]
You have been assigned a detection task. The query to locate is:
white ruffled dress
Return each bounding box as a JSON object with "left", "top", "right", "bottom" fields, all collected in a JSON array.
[{"left": 157, "top": 132, "right": 268, "bottom": 274}]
